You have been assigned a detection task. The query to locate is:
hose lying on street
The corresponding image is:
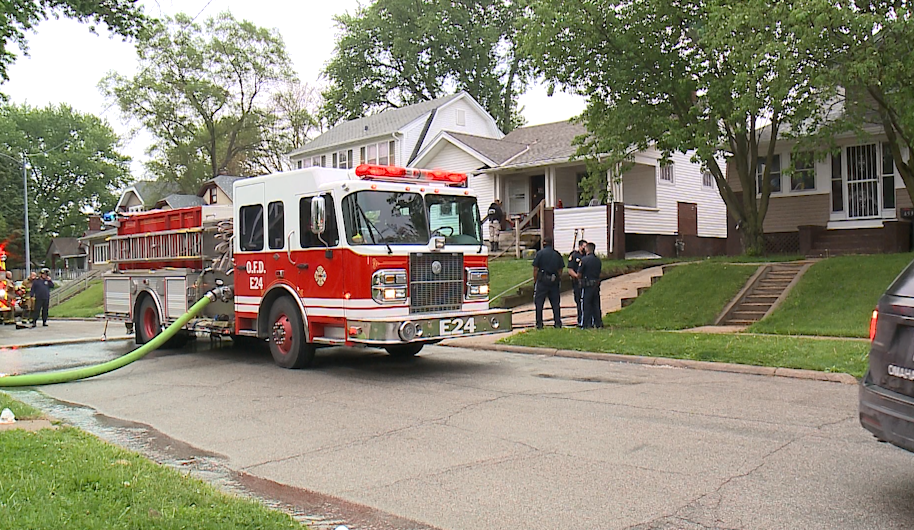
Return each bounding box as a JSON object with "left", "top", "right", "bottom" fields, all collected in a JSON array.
[{"left": 0, "top": 288, "right": 227, "bottom": 388}]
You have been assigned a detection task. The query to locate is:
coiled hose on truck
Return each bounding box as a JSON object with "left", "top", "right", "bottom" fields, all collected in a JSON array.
[{"left": 0, "top": 287, "right": 229, "bottom": 387}]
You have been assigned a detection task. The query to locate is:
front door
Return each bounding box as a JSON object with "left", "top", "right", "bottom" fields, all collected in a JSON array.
[{"left": 846, "top": 144, "right": 880, "bottom": 219}]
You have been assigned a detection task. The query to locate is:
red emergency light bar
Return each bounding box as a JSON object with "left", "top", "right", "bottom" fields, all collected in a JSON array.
[{"left": 354, "top": 164, "right": 467, "bottom": 185}]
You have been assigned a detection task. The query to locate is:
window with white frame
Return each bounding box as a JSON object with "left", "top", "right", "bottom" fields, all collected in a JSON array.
[
  {"left": 209, "top": 187, "right": 217, "bottom": 204},
  {"left": 791, "top": 152, "right": 815, "bottom": 191},
  {"left": 361, "top": 140, "right": 396, "bottom": 166},
  {"left": 310, "top": 155, "right": 326, "bottom": 167},
  {"left": 702, "top": 170, "right": 715, "bottom": 188},
  {"left": 93, "top": 242, "right": 110, "bottom": 264},
  {"left": 756, "top": 155, "right": 781, "bottom": 193},
  {"left": 332, "top": 149, "right": 353, "bottom": 169},
  {"left": 658, "top": 162, "right": 674, "bottom": 183}
]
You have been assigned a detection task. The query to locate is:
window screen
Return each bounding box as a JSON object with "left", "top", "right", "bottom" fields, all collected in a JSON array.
[
  {"left": 299, "top": 194, "right": 340, "bottom": 247},
  {"left": 267, "top": 201, "right": 284, "bottom": 250},
  {"left": 239, "top": 205, "right": 264, "bottom": 251}
]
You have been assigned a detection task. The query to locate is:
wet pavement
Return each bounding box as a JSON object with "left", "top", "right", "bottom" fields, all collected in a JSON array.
[
  {"left": 0, "top": 340, "right": 133, "bottom": 375},
  {"left": 7, "top": 339, "right": 914, "bottom": 530},
  {"left": 0, "top": 319, "right": 132, "bottom": 349}
]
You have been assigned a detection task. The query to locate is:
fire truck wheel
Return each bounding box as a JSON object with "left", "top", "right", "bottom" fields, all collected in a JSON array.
[
  {"left": 267, "top": 297, "right": 315, "bottom": 369},
  {"left": 385, "top": 344, "right": 424, "bottom": 358},
  {"left": 136, "top": 296, "right": 161, "bottom": 345}
]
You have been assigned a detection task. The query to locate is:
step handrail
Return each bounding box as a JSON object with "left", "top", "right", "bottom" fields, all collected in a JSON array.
[{"left": 49, "top": 269, "right": 103, "bottom": 307}]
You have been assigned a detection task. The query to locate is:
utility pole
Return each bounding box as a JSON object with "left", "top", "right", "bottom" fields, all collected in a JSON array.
[{"left": 22, "top": 157, "right": 29, "bottom": 277}]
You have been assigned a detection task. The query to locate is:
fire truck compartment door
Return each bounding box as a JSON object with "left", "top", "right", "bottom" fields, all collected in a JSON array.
[{"left": 105, "top": 278, "right": 131, "bottom": 315}]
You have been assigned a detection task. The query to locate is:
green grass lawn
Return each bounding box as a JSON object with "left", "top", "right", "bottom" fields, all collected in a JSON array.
[
  {"left": 49, "top": 281, "right": 103, "bottom": 318},
  {"left": 0, "top": 395, "right": 302, "bottom": 529},
  {"left": 604, "top": 262, "right": 757, "bottom": 330},
  {"left": 0, "top": 391, "right": 43, "bottom": 420},
  {"left": 504, "top": 328, "right": 869, "bottom": 377},
  {"left": 750, "top": 253, "right": 914, "bottom": 338}
]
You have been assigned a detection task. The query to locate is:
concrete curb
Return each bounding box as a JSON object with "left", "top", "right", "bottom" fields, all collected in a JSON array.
[
  {"left": 441, "top": 340, "right": 860, "bottom": 385},
  {"left": 1, "top": 336, "right": 133, "bottom": 350}
]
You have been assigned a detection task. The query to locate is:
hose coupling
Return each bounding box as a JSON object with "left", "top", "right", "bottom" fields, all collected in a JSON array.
[{"left": 206, "top": 285, "right": 234, "bottom": 303}]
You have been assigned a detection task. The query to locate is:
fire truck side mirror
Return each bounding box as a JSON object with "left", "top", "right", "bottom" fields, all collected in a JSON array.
[{"left": 311, "top": 196, "right": 326, "bottom": 236}]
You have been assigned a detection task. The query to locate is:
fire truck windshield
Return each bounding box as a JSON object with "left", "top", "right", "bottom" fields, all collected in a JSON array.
[
  {"left": 343, "top": 191, "right": 429, "bottom": 245},
  {"left": 342, "top": 190, "right": 481, "bottom": 246}
]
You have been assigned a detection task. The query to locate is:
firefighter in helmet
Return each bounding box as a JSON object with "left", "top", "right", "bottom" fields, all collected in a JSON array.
[
  {"left": 0, "top": 255, "right": 12, "bottom": 325},
  {"left": 19, "top": 271, "right": 36, "bottom": 326}
]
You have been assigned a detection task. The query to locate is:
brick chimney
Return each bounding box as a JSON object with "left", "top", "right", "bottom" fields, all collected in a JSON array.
[{"left": 88, "top": 214, "right": 102, "bottom": 233}]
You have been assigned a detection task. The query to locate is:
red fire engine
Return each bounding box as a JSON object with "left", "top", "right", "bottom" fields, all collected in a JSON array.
[{"left": 103, "top": 164, "right": 512, "bottom": 368}]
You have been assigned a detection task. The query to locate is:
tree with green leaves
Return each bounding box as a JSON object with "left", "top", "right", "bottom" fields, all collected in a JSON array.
[
  {"left": 322, "top": 0, "right": 529, "bottom": 132},
  {"left": 0, "top": 0, "right": 148, "bottom": 83},
  {"left": 816, "top": 2, "right": 914, "bottom": 208},
  {"left": 0, "top": 103, "right": 130, "bottom": 267},
  {"left": 523, "top": 0, "right": 837, "bottom": 255},
  {"left": 101, "top": 11, "right": 294, "bottom": 193},
  {"left": 250, "top": 79, "right": 323, "bottom": 174}
]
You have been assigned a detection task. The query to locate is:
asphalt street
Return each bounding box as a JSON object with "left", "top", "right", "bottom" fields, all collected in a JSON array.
[{"left": 7, "top": 340, "right": 914, "bottom": 529}]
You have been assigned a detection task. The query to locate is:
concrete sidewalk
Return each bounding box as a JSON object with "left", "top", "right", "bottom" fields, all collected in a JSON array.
[{"left": 0, "top": 319, "right": 132, "bottom": 349}]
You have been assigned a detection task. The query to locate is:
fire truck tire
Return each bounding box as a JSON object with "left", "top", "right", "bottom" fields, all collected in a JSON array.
[
  {"left": 385, "top": 344, "right": 424, "bottom": 358},
  {"left": 267, "top": 297, "right": 315, "bottom": 369},
  {"left": 135, "top": 296, "right": 161, "bottom": 345}
]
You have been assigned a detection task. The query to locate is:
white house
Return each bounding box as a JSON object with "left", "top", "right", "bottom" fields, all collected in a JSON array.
[{"left": 288, "top": 93, "right": 728, "bottom": 257}]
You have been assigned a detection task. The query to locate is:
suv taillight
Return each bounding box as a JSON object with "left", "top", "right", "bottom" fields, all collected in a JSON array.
[{"left": 870, "top": 309, "right": 879, "bottom": 341}]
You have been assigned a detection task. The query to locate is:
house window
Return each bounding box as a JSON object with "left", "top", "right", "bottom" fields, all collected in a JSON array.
[
  {"left": 702, "top": 170, "right": 715, "bottom": 188},
  {"left": 456, "top": 109, "right": 466, "bottom": 126},
  {"left": 93, "top": 242, "right": 110, "bottom": 264},
  {"left": 791, "top": 152, "right": 815, "bottom": 191},
  {"left": 334, "top": 149, "right": 352, "bottom": 169},
  {"left": 757, "top": 155, "right": 781, "bottom": 193},
  {"left": 267, "top": 201, "right": 284, "bottom": 250},
  {"left": 883, "top": 142, "right": 896, "bottom": 209},
  {"left": 360, "top": 147, "right": 366, "bottom": 165},
  {"left": 831, "top": 153, "right": 843, "bottom": 212},
  {"left": 297, "top": 160, "right": 303, "bottom": 169},
  {"left": 361, "top": 142, "right": 396, "bottom": 166},
  {"left": 239, "top": 204, "right": 264, "bottom": 251},
  {"left": 332, "top": 152, "right": 338, "bottom": 168},
  {"left": 209, "top": 187, "right": 217, "bottom": 204},
  {"left": 658, "top": 162, "right": 674, "bottom": 183},
  {"left": 302, "top": 158, "right": 311, "bottom": 168},
  {"left": 310, "top": 155, "right": 323, "bottom": 167}
]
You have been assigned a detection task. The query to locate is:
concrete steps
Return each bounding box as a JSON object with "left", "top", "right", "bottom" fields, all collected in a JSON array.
[{"left": 718, "top": 262, "right": 811, "bottom": 326}]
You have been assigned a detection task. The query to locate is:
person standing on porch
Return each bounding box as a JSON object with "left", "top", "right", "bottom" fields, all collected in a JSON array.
[
  {"left": 485, "top": 199, "right": 507, "bottom": 252},
  {"left": 532, "top": 238, "right": 565, "bottom": 329}
]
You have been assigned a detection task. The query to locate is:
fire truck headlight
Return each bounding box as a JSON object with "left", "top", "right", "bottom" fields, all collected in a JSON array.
[
  {"left": 383, "top": 288, "right": 397, "bottom": 300},
  {"left": 372, "top": 269, "right": 408, "bottom": 304}
]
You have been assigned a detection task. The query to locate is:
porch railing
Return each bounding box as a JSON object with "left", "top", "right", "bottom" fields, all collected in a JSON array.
[{"left": 493, "top": 199, "right": 545, "bottom": 259}]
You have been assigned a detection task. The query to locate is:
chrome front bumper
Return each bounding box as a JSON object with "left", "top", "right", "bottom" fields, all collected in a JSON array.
[{"left": 346, "top": 309, "right": 512, "bottom": 344}]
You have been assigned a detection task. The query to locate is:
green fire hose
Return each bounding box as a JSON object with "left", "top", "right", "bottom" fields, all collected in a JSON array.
[{"left": 0, "top": 288, "right": 227, "bottom": 387}]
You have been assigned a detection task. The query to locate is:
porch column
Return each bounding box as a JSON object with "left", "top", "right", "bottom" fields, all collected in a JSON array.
[
  {"left": 493, "top": 173, "right": 501, "bottom": 201},
  {"left": 545, "top": 166, "right": 557, "bottom": 207},
  {"left": 607, "top": 166, "right": 623, "bottom": 203}
]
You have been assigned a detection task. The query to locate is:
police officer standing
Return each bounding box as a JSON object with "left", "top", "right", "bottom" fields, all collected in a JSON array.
[
  {"left": 532, "top": 238, "right": 565, "bottom": 329},
  {"left": 580, "top": 242, "right": 604, "bottom": 329},
  {"left": 567, "top": 239, "right": 587, "bottom": 327},
  {"left": 30, "top": 268, "right": 53, "bottom": 327}
]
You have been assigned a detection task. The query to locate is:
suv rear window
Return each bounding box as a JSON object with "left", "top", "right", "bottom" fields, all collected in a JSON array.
[{"left": 887, "top": 259, "right": 914, "bottom": 297}]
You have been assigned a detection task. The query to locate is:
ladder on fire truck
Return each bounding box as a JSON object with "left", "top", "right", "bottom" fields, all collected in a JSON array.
[{"left": 108, "top": 228, "right": 204, "bottom": 263}]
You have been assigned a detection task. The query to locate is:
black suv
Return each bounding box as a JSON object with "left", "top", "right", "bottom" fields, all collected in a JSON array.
[{"left": 860, "top": 260, "right": 914, "bottom": 452}]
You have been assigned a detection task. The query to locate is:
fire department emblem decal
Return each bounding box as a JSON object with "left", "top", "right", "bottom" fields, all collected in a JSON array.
[
  {"left": 431, "top": 261, "right": 442, "bottom": 275},
  {"left": 314, "top": 266, "right": 327, "bottom": 287}
]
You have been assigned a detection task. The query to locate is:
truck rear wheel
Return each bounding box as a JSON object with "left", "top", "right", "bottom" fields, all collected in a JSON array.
[
  {"left": 267, "top": 297, "right": 315, "bottom": 369},
  {"left": 136, "top": 296, "right": 160, "bottom": 345},
  {"left": 385, "top": 344, "right": 424, "bottom": 358}
]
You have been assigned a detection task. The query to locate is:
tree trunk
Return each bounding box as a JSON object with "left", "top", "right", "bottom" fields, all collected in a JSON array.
[{"left": 742, "top": 217, "right": 767, "bottom": 256}]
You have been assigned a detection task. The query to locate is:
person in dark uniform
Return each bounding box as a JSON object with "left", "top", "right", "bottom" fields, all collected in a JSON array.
[
  {"left": 532, "top": 238, "right": 565, "bottom": 329},
  {"left": 485, "top": 199, "right": 507, "bottom": 252},
  {"left": 580, "top": 242, "right": 603, "bottom": 329},
  {"left": 567, "top": 239, "right": 587, "bottom": 327},
  {"left": 30, "top": 268, "right": 53, "bottom": 327}
]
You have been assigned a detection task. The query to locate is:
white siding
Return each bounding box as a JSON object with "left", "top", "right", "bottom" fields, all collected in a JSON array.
[
  {"left": 554, "top": 206, "right": 608, "bottom": 256},
  {"left": 420, "top": 97, "right": 502, "bottom": 155},
  {"left": 470, "top": 173, "right": 495, "bottom": 240},
  {"left": 421, "top": 142, "right": 484, "bottom": 174},
  {"left": 401, "top": 119, "right": 426, "bottom": 165},
  {"left": 623, "top": 149, "right": 727, "bottom": 238}
]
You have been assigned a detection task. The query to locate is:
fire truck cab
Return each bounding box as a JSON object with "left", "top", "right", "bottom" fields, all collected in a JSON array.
[{"left": 104, "top": 164, "right": 512, "bottom": 368}]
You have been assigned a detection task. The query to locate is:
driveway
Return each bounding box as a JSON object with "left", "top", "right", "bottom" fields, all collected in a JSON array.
[{"left": 9, "top": 342, "right": 914, "bottom": 529}]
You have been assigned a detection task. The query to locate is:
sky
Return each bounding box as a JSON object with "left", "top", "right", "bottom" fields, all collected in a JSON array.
[{"left": 1, "top": 0, "right": 587, "bottom": 180}]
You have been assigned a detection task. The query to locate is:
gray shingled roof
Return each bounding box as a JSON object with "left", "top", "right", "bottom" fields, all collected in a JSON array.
[
  {"left": 47, "top": 237, "right": 84, "bottom": 258},
  {"left": 447, "top": 132, "right": 526, "bottom": 166},
  {"left": 202, "top": 175, "right": 246, "bottom": 202},
  {"left": 156, "top": 194, "right": 206, "bottom": 209},
  {"left": 288, "top": 93, "right": 463, "bottom": 157},
  {"left": 497, "top": 120, "right": 588, "bottom": 168},
  {"left": 128, "top": 180, "right": 180, "bottom": 205}
]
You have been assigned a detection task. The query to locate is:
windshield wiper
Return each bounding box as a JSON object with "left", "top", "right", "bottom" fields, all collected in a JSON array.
[{"left": 355, "top": 203, "right": 393, "bottom": 255}]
